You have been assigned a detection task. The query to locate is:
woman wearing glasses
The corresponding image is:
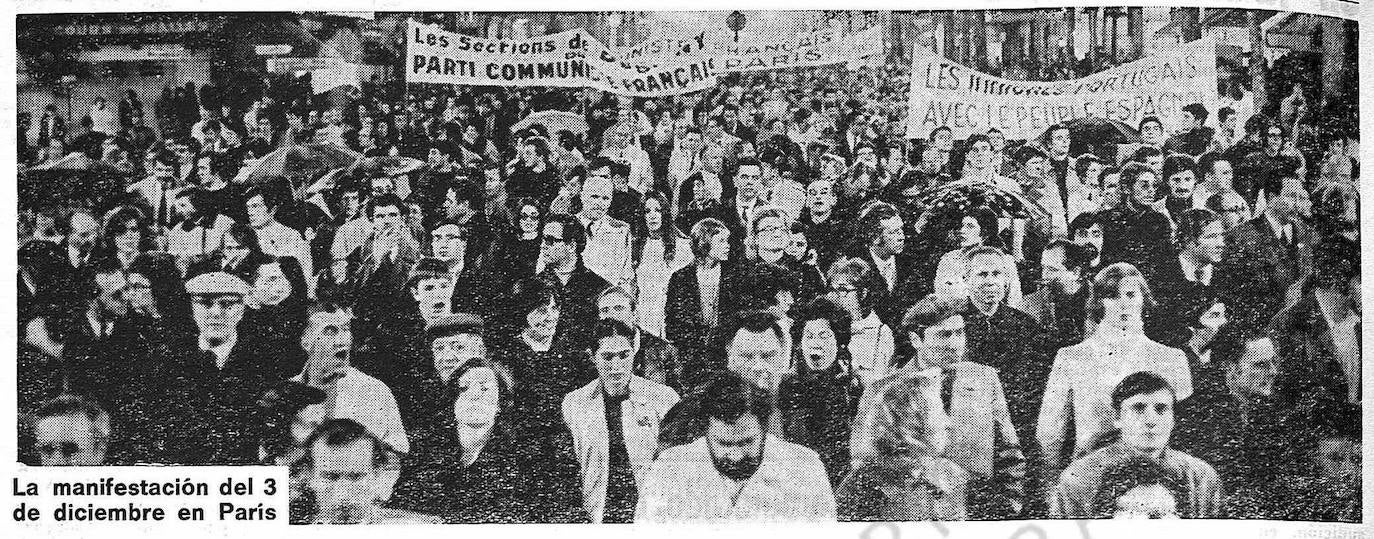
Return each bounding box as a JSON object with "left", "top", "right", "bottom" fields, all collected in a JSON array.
[
  {"left": 489, "top": 197, "right": 546, "bottom": 288},
  {"left": 778, "top": 297, "right": 862, "bottom": 486}
]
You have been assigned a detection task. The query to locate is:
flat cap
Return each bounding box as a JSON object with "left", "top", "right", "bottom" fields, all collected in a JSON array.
[
  {"left": 185, "top": 271, "right": 251, "bottom": 296},
  {"left": 425, "top": 312, "right": 485, "bottom": 342}
]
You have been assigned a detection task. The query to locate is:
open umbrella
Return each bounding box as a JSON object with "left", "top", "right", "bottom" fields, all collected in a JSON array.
[
  {"left": 341, "top": 156, "right": 424, "bottom": 200},
  {"left": 914, "top": 177, "right": 1049, "bottom": 221},
  {"left": 234, "top": 135, "right": 361, "bottom": 198},
  {"left": 512, "top": 110, "right": 589, "bottom": 137},
  {"left": 1034, "top": 116, "right": 1141, "bottom": 159},
  {"left": 21, "top": 152, "right": 131, "bottom": 214}
]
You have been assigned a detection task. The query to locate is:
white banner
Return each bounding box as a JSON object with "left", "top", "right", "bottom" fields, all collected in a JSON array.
[
  {"left": 617, "top": 25, "right": 885, "bottom": 73},
  {"left": 406, "top": 21, "right": 719, "bottom": 97},
  {"left": 406, "top": 19, "right": 884, "bottom": 97},
  {"left": 905, "top": 38, "right": 1220, "bottom": 140}
]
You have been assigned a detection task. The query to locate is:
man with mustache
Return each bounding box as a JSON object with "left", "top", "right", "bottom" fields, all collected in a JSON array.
[{"left": 637, "top": 370, "right": 835, "bottom": 522}]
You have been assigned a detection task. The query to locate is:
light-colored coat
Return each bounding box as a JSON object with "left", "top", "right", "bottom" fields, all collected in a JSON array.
[
  {"left": 851, "top": 363, "right": 1025, "bottom": 498},
  {"left": 581, "top": 215, "right": 634, "bottom": 287},
  {"left": 1036, "top": 334, "right": 1192, "bottom": 475},
  {"left": 562, "top": 376, "right": 679, "bottom": 523}
]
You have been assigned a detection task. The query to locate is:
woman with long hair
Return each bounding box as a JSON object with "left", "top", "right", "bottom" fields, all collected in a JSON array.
[
  {"left": 506, "top": 136, "right": 559, "bottom": 205},
  {"left": 501, "top": 197, "right": 547, "bottom": 286},
  {"left": 932, "top": 205, "right": 1024, "bottom": 308},
  {"left": 1036, "top": 262, "right": 1193, "bottom": 481},
  {"left": 91, "top": 205, "right": 158, "bottom": 270},
  {"left": 125, "top": 251, "right": 194, "bottom": 338},
  {"left": 839, "top": 372, "right": 967, "bottom": 521},
  {"left": 632, "top": 191, "right": 690, "bottom": 339},
  {"left": 244, "top": 254, "right": 311, "bottom": 356}
]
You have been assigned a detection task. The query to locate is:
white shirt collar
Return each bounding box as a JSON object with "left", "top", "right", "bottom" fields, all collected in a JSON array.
[
  {"left": 200, "top": 333, "right": 239, "bottom": 368},
  {"left": 1178, "top": 255, "right": 1213, "bottom": 285},
  {"left": 1263, "top": 212, "right": 1291, "bottom": 242}
]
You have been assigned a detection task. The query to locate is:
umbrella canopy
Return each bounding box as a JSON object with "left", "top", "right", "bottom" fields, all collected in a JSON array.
[
  {"left": 341, "top": 156, "right": 424, "bottom": 200},
  {"left": 1034, "top": 116, "right": 1141, "bottom": 160},
  {"left": 234, "top": 137, "right": 361, "bottom": 197},
  {"left": 21, "top": 152, "right": 131, "bottom": 213},
  {"left": 915, "top": 177, "right": 1049, "bottom": 221},
  {"left": 512, "top": 110, "right": 589, "bottom": 137}
]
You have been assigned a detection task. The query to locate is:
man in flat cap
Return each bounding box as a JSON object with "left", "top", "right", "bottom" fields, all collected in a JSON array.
[
  {"left": 404, "top": 313, "right": 493, "bottom": 457},
  {"left": 159, "top": 271, "right": 284, "bottom": 464}
]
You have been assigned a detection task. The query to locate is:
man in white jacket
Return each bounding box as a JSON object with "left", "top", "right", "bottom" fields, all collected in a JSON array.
[
  {"left": 563, "top": 319, "right": 680, "bottom": 523},
  {"left": 577, "top": 175, "right": 633, "bottom": 286}
]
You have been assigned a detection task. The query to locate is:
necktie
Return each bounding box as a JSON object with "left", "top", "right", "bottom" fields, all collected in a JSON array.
[
  {"left": 940, "top": 368, "right": 956, "bottom": 413},
  {"left": 157, "top": 184, "right": 168, "bottom": 229}
]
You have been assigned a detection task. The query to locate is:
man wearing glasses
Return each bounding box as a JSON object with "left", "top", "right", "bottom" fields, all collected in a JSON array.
[
  {"left": 163, "top": 271, "right": 281, "bottom": 464},
  {"left": 429, "top": 217, "right": 498, "bottom": 318},
  {"left": 538, "top": 213, "right": 610, "bottom": 351},
  {"left": 1238, "top": 123, "right": 1302, "bottom": 210}
]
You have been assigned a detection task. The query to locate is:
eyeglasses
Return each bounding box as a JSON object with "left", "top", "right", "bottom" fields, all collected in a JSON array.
[
  {"left": 432, "top": 232, "right": 467, "bottom": 242},
  {"left": 519, "top": 212, "right": 541, "bottom": 221},
  {"left": 542, "top": 235, "right": 568, "bottom": 244},
  {"left": 757, "top": 225, "right": 786, "bottom": 235},
  {"left": 194, "top": 296, "right": 244, "bottom": 310}
]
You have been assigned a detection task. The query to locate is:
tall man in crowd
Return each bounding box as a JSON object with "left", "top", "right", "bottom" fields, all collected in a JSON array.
[
  {"left": 1218, "top": 176, "right": 1312, "bottom": 334},
  {"left": 853, "top": 294, "right": 1027, "bottom": 519}
]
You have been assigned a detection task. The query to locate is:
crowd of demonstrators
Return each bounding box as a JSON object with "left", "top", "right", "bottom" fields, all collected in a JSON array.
[{"left": 17, "top": 47, "right": 1361, "bottom": 524}]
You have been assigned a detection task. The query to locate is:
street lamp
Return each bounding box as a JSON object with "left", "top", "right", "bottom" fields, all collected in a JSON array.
[{"left": 727, "top": 11, "right": 747, "bottom": 42}]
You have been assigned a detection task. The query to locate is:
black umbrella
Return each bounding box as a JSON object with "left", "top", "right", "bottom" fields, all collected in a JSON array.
[
  {"left": 21, "top": 153, "right": 131, "bottom": 214},
  {"left": 1034, "top": 116, "right": 1141, "bottom": 159}
]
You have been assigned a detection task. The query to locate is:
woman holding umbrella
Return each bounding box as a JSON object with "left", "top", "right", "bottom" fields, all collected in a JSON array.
[
  {"left": 918, "top": 134, "right": 1049, "bottom": 265},
  {"left": 932, "top": 205, "right": 1024, "bottom": 309}
]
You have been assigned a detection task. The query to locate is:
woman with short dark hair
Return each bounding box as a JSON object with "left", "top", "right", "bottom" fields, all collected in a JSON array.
[{"left": 391, "top": 356, "right": 587, "bottom": 523}]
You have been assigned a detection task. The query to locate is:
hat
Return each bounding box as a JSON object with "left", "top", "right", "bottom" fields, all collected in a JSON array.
[
  {"left": 425, "top": 313, "right": 485, "bottom": 342},
  {"left": 1182, "top": 103, "right": 1209, "bottom": 120},
  {"left": 407, "top": 257, "right": 451, "bottom": 287},
  {"left": 185, "top": 271, "right": 251, "bottom": 297}
]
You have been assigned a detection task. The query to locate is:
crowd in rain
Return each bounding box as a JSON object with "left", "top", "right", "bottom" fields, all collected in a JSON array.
[{"left": 17, "top": 50, "right": 1360, "bottom": 524}]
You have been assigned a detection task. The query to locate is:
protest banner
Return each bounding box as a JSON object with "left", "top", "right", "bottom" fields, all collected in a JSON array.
[
  {"left": 405, "top": 20, "right": 719, "bottom": 97},
  {"left": 407, "top": 19, "right": 882, "bottom": 97},
  {"left": 905, "top": 38, "right": 1219, "bottom": 140},
  {"left": 617, "top": 25, "right": 884, "bottom": 74}
]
